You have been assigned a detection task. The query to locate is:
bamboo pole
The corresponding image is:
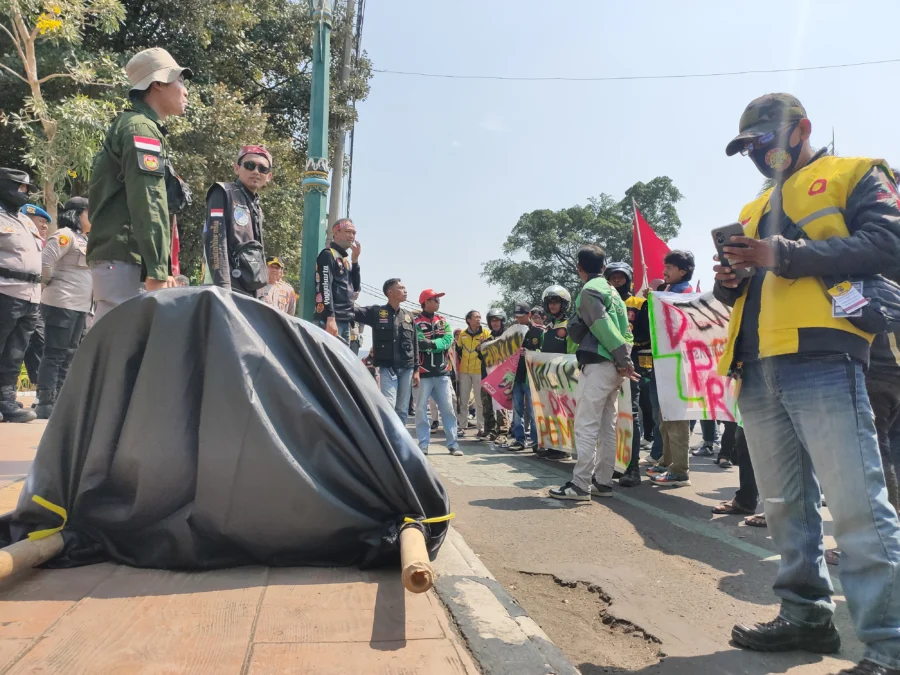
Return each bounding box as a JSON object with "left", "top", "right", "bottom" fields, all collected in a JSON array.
[
  {"left": 400, "top": 524, "right": 434, "bottom": 593},
  {"left": 0, "top": 533, "right": 63, "bottom": 580}
]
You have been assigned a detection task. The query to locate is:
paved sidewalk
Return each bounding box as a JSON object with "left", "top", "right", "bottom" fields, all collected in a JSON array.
[{"left": 0, "top": 414, "right": 481, "bottom": 675}]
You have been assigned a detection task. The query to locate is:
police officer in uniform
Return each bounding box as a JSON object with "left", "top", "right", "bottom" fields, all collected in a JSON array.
[
  {"left": 20, "top": 204, "right": 50, "bottom": 386},
  {"left": 204, "top": 145, "right": 272, "bottom": 296},
  {"left": 35, "top": 197, "right": 92, "bottom": 419},
  {"left": 88, "top": 48, "right": 192, "bottom": 322},
  {"left": 0, "top": 169, "right": 42, "bottom": 423}
]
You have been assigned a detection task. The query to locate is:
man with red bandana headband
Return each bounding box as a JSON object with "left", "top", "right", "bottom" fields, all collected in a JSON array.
[
  {"left": 715, "top": 93, "right": 900, "bottom": 675},
  {"left": 204, "top": 144, "right": 272, "bottom": 297}
]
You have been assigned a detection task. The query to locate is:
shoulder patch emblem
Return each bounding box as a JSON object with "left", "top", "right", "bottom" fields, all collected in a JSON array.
[
  {"left": 58, "top": 235, "right": 70, "bottom": 247},
  {"left": 315, "top": 303, "right": 325, "bottom": 313},
  {"left": 378, "top": 309, "right": 388, "bottom": 318},
  {"left": 2, "top": 226, "right": 14, "bottom": 233},
  {"left": 233, "top": 205, "right": 250, "bottom": 227},
  {"left": 141, "top": 153, "right": 160, "bottom": 171}
]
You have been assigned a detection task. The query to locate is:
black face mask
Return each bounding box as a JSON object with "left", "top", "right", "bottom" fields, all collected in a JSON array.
[
  {"left": 0, "top": 180, "right": 29, "bottom": 211},
  {"left": 749, "top": 123, "right": 803, "bottom": 179}
]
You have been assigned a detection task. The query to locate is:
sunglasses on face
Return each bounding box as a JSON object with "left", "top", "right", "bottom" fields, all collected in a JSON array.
[
  {"left": 241, "top": 160, "right": 271, "bottom": 174},
  {"left": 740, "top": 123, "right": 797, "bottom": 156}
]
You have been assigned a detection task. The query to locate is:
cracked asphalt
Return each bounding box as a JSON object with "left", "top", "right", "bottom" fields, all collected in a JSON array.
[{"left": 425, "top": 426, "right": 859, "bottom": 675}]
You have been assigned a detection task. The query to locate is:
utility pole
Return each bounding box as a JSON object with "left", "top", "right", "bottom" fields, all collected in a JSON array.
[
  {"left": 299, "top": 0, "right": 333, "bottom": 321},
  {"left": 328, "top": 0, "right": 357, "bottom": 229}
]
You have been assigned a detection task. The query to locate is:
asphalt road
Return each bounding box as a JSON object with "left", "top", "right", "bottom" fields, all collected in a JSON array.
[{"left": 424, "top": 425, "right": 859, "bottom": 675}]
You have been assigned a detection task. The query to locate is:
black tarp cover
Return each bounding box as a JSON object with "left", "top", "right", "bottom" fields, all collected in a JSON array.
[{"left": 0, "top": 288, "right": 450, "bottom": 569}]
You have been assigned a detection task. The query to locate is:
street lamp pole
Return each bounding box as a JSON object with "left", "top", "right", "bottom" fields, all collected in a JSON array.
[{"left": 299, "top": 0, "right": 333, "bottom": 321}]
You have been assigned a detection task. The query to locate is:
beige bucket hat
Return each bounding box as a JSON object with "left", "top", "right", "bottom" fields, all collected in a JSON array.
[{"left": 126, "top": 48, "right": 193, "bottom": 93}]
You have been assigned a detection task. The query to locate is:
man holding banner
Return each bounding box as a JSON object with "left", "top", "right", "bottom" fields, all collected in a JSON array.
[{"left": 550, "top": 245, "right": 633, "bottom": 501}]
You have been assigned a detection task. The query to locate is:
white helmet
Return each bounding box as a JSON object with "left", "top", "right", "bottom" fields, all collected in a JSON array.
[{"left": 542, "top": 285, "right": 572, "bottom": 315}]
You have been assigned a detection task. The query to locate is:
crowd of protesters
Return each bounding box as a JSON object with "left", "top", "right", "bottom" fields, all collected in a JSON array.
[{"left": 1, "top": 44, "right": 900, "bottom": 674}]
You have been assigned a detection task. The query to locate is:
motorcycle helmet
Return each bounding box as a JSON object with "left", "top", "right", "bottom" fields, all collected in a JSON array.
[{"left": 542, "top": 285, "right": 572, "bottom": 316}]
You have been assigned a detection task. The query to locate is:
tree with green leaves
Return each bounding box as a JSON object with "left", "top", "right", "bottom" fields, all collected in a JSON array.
[
  {"left": 0, "top": 0, "right": 125, "bottom": 222},
  {"left": 1, "top": 0, "right": 373, "bottom": 279},
  {"left": 483, "top": 176, "right": 683, "bottom": 309}
]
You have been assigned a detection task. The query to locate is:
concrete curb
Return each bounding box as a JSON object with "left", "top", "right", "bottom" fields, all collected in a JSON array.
[{"left": 433, "top": 527, "right": 580, "bottom": 675}]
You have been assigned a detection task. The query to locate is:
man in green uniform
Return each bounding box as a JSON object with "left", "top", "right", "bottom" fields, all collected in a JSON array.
[{"left": 88, "top": 47, "right": 192, "bottom": 322}]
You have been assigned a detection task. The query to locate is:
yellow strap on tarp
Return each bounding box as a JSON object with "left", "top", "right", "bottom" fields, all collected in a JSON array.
[
  {"left": 26, "top": 495, "right": 67, "bottom": 541},
  {"left": 403, "top": 513, "right": 455, "bottom": 525}
]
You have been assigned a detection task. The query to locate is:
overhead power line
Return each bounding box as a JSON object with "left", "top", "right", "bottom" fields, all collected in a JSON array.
[{"left": 372, "top": 57, "right": 900, "bottom": 83}]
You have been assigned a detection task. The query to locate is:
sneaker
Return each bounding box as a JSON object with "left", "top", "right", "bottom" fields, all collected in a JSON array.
[
  {"left": 640, "top": 438, "right": 652, "bottom": 450},
  {"left": 544, "top": 449, "right": 569, "bottom": 460},
  {"left": 618, "top": 468, "right": 642, "bottom": 488},
  {"left": 691, "top": 443, "right": 715, "bottom": 457},
  {"left": 449, "top": 446, "right": 463, "bottom": 457},
  {"left": 430, "top": 420, "right": 439, "bottom": 432},
  {"left": 533, "top": 446, "right": 549, "bottom": 457},
  {"left": 506, "top": 441, "right": 526, "bottom": 452},
  {"left": 612, "top": 470, "right": 623, "bottom": 480},
  {"left": 834, "top": 659, "right": 900, "bottom": 674},
  {"left": 645, "top": 464, "right": 668, "bottom": 476},
  {"left": 524, "top": 439, "right": 535, "bottom": 449},
  {"left": 650, "top": 472, "right": 691, "bottom": 486},
  {"left": 591, "top": 478, "right": 614, "bottom": 498},
  {"left": 639, "top": 456, "right": 657, "bottom": 467},
  {"left": 731, "top": 616, "right": 841, "bottom": 654},
  {"left": 549, "top": 481, "right": 590, "bottom": 502},
  {"left": 419, "top": 447, "right": 429, "bottom": 455}
]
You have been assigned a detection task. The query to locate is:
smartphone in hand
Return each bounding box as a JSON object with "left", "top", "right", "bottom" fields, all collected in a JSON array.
[{"left": 711, "top": 223, "right": 755, "bottom": 279}]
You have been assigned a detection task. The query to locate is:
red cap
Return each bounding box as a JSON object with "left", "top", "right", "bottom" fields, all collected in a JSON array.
[
  {"left": 237, "top": 145, "right": 273, "bottom": 167},
  {"left": 418, "top": 288, "right": 445, "bottom": 305}
]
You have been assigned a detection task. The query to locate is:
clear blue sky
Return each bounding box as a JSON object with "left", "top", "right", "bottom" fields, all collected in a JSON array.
[{"left": 349, "top": 0, "right": 900, "bottom": 329}]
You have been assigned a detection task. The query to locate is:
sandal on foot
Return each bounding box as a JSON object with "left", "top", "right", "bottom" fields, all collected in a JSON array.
[
  {"left": 712, "top": 498, "right": 755, "bottom": 515},
  {"left": 744, "top": 513, "right": 767, "bottom": 528}
]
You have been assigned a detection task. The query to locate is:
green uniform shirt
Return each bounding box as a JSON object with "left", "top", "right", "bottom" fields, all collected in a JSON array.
[{"left": 87, "top": 100, "right": 171, "bottom": 280}]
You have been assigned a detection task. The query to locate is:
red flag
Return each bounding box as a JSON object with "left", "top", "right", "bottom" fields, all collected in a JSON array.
[
  {"left": 632, "top": 201, "right": 670, "bottom": 291},
  {"left": 171, "top": 216, "right": 181, "bottom": 277}
]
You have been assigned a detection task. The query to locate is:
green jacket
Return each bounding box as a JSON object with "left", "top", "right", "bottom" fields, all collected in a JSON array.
[
  {"left": 87, "top": 100, "right": 171, "bottom": 280},
  {"left": 570, "top": 275, "right": 633, "bottom": 368}
]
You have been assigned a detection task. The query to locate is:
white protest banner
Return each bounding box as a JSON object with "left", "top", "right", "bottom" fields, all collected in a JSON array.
[
  {"left": 525, "top": 352, "right": 632, "bottom": 472},
  {"left": 479, "top": 324, "right": 527, "bottom": 369},
  {"left": 648, "top": 291, "right": 739, "bottom": 423}
]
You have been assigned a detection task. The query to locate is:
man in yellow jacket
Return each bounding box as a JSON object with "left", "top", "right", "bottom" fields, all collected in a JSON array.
[
  {"left": 455, "top": 310, "right": 492, "bottom": 438},
  {"left": 714, "top": 93, "right": 900, "bottom": 675}
]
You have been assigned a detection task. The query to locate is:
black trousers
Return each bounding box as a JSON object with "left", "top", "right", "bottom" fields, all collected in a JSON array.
[
  {"left": 732, "top": 425, "right": 759, "bottom": 511},
  {"left": 36, "top": 304, "right": 87, "bottom": 395},
  {"left": 23, "top": 313, "right": 44, "bottom": 384},
  {"left": 867, "top": 369, "right": 900, "bottom": 513},
  {"left": 627, "top": 382, "right": 643, "bottom": 471},
  {"left": 638, "top": 377, "right": 654, "bottom": 438},
  {"left": 0, "top": 294, "right": 39, "bottom": 390}
]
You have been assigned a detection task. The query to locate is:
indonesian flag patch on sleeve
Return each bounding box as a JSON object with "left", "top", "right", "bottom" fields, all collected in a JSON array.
[
  {"left": 209, "top": 209, "right": 224, "bottom": 218},
  {"left": 133, "top": 135, "right": 162, "bottom": 153}
]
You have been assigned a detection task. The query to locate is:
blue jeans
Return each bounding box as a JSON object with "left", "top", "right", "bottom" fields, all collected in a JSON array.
[
  {"left": 415, "top": 375, "right": 459, "bottom": 451},
  {"left": 740, "top": 355, "right": 900, "bottom": 668},
  {"left": 690, "top": 419, "right": 720, "bottom": 444},
  {"left": 379, "top": 367, "right": 414, "bottom": 425},
  {"left": 649, "top": 376, "right": 663, "bottom": 461},
  {"left": 512, "top": 381, "right": 538, "bottom": 445},
  {"left": 318, "top": 319, "right": 351, "bottom": 343}
]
